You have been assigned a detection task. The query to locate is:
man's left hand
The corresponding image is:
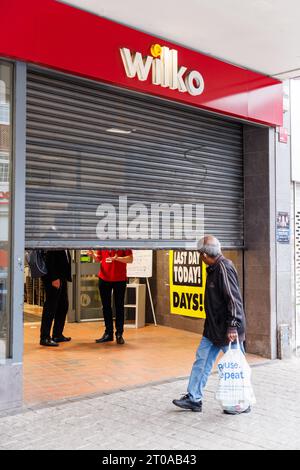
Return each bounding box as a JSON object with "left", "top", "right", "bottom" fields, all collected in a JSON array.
[{"left": 227, "top": 330, "right": 238, "bottom": 342}]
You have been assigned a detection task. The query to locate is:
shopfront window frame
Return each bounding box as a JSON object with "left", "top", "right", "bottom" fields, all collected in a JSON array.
[{"left": 0, "top": 60, "right": 14, "bottom": 360}]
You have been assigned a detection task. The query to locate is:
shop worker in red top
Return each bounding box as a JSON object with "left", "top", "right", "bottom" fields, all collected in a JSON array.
[{"left": 89, "top": 249, "right": 133, "bottom": 344}]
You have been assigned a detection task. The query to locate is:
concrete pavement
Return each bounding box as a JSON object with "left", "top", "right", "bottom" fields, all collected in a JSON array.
[{"left": 0, "top": 357, "right": 300, "bottom": 450}]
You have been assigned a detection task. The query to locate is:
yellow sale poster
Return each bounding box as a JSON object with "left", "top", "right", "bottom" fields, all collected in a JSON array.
[{"left": 169, "top": 250, "right": 206, "bottom": 318}]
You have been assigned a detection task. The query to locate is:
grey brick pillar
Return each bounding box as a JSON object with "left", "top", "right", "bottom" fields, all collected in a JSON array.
[
  {"left": 244, "top": 112, "right": 292, "bottom": 358},
  {"left": 244, "top": 125, "right": 276, "bottom": 358}
]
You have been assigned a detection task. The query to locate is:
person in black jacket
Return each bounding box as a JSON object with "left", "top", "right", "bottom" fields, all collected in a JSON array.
[
  {"left": 172, "top": 235, "right": 249, "bottom": 415},
  {"left": 40, "top": 250, "right": 72, "bottom": 347}
]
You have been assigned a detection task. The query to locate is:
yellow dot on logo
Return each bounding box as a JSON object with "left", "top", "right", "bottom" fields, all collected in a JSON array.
[{"left": 150, "top": 44, "right": 162, "bottom": 58}]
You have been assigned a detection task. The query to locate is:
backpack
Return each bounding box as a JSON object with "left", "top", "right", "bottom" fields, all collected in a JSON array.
[{"left": 26, "top": 250, "right": 48, "bottom": 278}]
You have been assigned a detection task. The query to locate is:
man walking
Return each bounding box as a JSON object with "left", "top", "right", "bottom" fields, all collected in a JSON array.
[{"left": 172, "top": 235, "right": 249, "bottom": 415}]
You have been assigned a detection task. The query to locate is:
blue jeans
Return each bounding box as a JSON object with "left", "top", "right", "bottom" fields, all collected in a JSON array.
[{"left": 187, "top": 336, "right": 245, "bottom": 402}]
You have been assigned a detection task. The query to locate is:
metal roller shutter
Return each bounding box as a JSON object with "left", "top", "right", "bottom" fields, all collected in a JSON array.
[{"left": 25, "top": 68, "right": 244, "bottom": 249}]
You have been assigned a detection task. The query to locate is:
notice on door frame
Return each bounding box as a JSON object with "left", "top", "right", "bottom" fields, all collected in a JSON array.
[{"left": 169, "top": 250, "right": 206, "bottom": 318}]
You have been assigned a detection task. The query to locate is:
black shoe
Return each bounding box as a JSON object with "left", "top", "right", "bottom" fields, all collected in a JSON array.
[
  {"left": 95, "top": 333, "right": 114, "bottom": 343},
  {"left": 52, "top": 335, "right": 71, "bottom": 343},
  {"left": 223, "top": 405, "right": 251, "bottom": 415},
  {"left": 116, "top": 335, "right": 125, "bottom": 345},
  {"left": 172, "top": 394, "right": 202, "bottom": 412},
  {"left": 40, "top": 338, "right": 59, "bottom": 347}
]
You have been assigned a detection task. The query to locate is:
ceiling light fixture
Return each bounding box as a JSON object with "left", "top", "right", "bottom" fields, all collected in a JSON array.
[{"left": 106, "top": 128, "right": 133, "bottom": 134}]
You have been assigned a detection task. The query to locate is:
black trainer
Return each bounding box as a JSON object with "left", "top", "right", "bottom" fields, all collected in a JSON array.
[
  {"left": 52, "top": 335, "right": 71, "bottom": 343},
  {"left": 116, "top": 335, "right": 125, "bottom": 345},
  {"left": 172, "top": 394, "right": 202, "bottom": 412},
  {"left": 95, "top": 332, "right": 114, "bottom": 343},
  {"left": 40, "top": 338, "right": 59, "bottom": 347},
  {"left": 223, "top": 405, "right": 251, "bottom": 415}
]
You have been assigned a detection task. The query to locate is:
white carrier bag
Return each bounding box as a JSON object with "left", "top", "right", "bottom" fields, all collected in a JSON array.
[{"left": 215, "top": 338, "right": 256, "bottom": 413}]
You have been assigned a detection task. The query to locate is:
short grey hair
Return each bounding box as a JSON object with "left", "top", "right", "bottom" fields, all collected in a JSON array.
[{"left": 197, "top": 235, "right": 222, "bottom": 258}]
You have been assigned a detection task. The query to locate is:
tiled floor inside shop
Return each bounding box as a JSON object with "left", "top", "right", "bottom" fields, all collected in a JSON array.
[{"left": 23, "top": 313, "right": 268, "bottom": 406}]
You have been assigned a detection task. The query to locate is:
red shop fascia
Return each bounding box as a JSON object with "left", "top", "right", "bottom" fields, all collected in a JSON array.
[{"left": 0, "top": 0, "right": 282, "bottom": 127}]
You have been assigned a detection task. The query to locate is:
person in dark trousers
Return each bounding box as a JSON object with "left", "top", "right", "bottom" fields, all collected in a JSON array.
[
  {"left": 40, "top": 250, "right": 72, "bottom": 347},
  {"left": 172, "top": 235, "right": 249, "bottom": 415},
  {"left": 89, "top": 249, "right": 133, "bottom": 345}
]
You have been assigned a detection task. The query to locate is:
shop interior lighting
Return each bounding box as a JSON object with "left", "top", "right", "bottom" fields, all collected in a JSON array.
[{"left": 106, "top": 128, "right": 133, "bottom": 134}]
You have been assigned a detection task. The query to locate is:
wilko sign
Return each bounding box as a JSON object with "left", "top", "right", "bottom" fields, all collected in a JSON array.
[
  {"left": 120, "top": 44, "right": 205, "bottom": 96},
  {"left": 0, "top": 0, "right": 283, "bottom": 126}
]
